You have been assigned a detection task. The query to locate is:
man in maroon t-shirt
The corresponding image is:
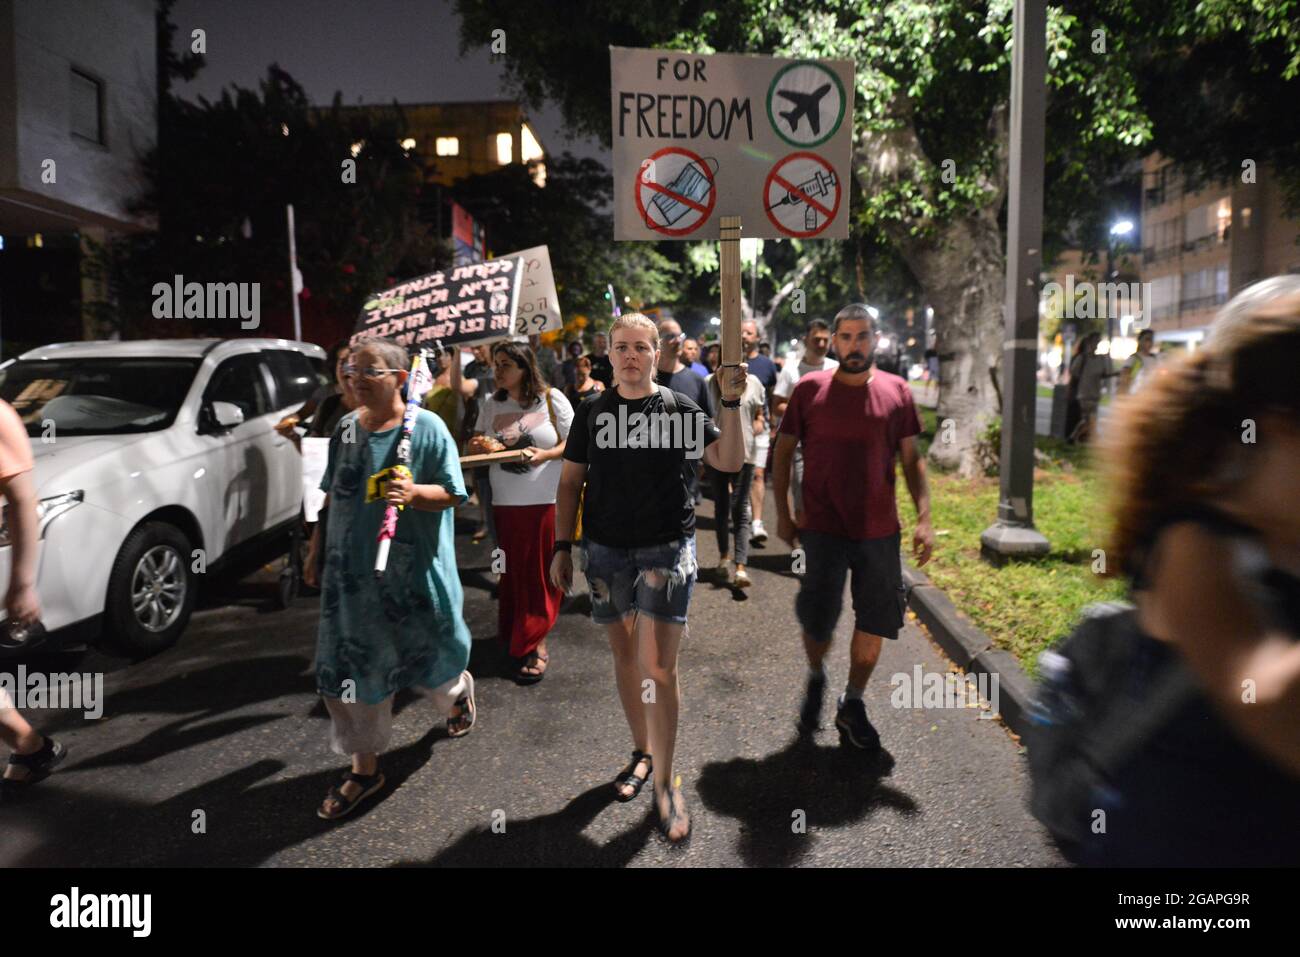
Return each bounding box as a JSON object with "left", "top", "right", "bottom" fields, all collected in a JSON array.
[{"left": 773, "top": 303, "right": 933, "bottom": 755}]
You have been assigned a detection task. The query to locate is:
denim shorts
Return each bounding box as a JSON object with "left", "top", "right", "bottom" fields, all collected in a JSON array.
[
  {"left": 796, "top": 529, "right": 907, "bottom": 642},
  {"left": 578, "top": 536, "right": 698, "bottom": 625}
]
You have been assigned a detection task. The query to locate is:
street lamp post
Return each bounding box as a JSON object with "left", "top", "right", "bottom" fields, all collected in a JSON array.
[
  {"left": 980, "top": 0, "right": 1050, "bottom": 564},
  {"left": 1106, "top": 220, "right": 1133, "bottom": 361}
]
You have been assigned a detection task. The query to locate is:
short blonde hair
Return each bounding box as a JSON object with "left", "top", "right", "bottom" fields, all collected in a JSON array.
[{"left": 610, "top": 312, "right": 659, "bottom": 348}]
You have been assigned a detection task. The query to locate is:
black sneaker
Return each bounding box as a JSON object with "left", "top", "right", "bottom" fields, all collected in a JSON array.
[
  {"left": 835, "top": 695, "right": 881, "bottom": 752},
  {"left": 797, "top": 670, "right": 827, "bottom": 733}
]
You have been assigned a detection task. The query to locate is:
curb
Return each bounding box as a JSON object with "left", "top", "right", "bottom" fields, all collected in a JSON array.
[{"left": 902, "top": 564, "right": 1037, "bottom": 738}]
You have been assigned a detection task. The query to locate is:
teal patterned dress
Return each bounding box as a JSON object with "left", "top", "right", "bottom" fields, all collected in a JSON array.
[{"left": 316, "top": 409, "right": 470, "bottom": 706}]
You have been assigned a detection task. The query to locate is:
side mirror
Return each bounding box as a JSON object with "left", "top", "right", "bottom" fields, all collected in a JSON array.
[{"left": 210, "top": 401, "right": 245, "bottom": 429}]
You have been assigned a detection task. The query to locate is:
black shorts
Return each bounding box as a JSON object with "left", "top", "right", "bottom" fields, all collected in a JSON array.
[{"left": 796, "top": 529, "right": 907, "bottom": 642}]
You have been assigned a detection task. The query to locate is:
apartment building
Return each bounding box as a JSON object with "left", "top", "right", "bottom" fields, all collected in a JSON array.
[
  {"left": 1141, "top": 152, "right": 1300, "bottom": 349},
  {"left": 0, "top": 0, "right": 157, "bottom": 348}
]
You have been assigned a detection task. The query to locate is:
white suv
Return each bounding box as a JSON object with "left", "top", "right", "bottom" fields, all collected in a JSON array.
[{"left": 0, "top": 338, "right": 325, "bottom": 656}]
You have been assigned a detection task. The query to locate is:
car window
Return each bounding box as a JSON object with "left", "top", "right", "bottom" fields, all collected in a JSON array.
[
  {"left": 265, "top": 350, "right": 320, "bottom": 408},
  {"left": 0, "top": 358, "right": 199, "bottom": 436},
  {"left": 205, "top": 355, "right": 272, "bottom": 421}
]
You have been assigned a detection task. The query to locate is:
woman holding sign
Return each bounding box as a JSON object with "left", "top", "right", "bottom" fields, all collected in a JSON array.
[
  {"left": 303, "top": 337, "right": 476, "bottom": 820},
  {"left": 471, "top": 341, "right": 573, "bottom": 683},
  {"left": 551, "top": 313, "right": 747, "bottom": 845}
]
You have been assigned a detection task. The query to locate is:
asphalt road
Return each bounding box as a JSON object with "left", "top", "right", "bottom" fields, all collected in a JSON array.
[{"left": 2, "top": 493, "right": 1064, "bottom": 868}]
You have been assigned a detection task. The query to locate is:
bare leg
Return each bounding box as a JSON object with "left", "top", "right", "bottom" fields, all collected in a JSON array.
[
  {"left": 641, "top": 616, "right": 688, "bottom": 841},
  {"left": 0, "top": 707, "right": 43, "bottom": 782},
  {"left": 750, "top": 465, "right": 766, "bottom": 534},
  {"left": 847, "top": 630, "right": 884, "bottom": 691},
  {"left": 606, "top": 615, "right": 650, "bottom": 797},
  {"left": 801, "top": 632, "right": 832, "bottom": 669}
]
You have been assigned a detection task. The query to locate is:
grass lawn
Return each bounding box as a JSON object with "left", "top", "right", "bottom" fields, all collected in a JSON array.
[{"left": 897, "top": 409, "right": 1125, "bottom": 676}]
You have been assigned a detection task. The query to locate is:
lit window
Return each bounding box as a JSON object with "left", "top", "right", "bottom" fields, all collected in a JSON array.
[
  {"left": 400, "top": 137, "right": 416, "bottom": 151},
  {"left": 436, "top": 136, "right": 459, "bottom": 156},
  {"left": 496, "top": 132, "right": 513, "bottom": 165},
  {"left": 521, "top": 124, "right": 544, "bottom": 162},
  {"left": 281, "top": 123, "right": 289, "bottom": 136},
  {"left": 530, "top": 162, "right": 547, "bottom": 187},
  {"left": 349, "top": 141, "right": 364, "bottom": 157},
  {"left": 70, "top": 69, "right": 104, "bottom": 144}
]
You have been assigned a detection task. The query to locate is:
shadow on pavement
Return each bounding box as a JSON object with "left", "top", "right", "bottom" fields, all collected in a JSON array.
[
  {"left": 393, "top": 783, "right": 650, "bottom": 868},
  {"left": 6, "top": 725, "right": 447, "bottom": 866},
  {"left": 697, "top": 737, "right": 916, "bottom": 867},
  {"left": 34, "top": 653, "right": 316, "bottom": 740}
]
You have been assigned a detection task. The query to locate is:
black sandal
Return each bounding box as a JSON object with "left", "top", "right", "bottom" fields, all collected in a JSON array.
[
  {"left": 654, "top": 783, "right": 692, "bottom": 846},
  {"left": 613, "top": 749, "right": 653, "bottom": 802},
  {"left": 4, "top": 736, "right": 66, "bottom": 786},
  {"left": 317, "top": 769, "right": 385, "bottom": 820},
  {"left": 515, "top": 651, "right": 549, "bottom": 685}
]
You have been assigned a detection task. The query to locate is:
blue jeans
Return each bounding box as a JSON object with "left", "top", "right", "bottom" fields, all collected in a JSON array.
[{"left": 579, "top": 536, "right": 698, "bottom": 625}]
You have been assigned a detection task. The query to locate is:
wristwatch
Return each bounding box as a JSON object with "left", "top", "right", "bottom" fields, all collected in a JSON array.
[
  {"left": 720, "top": 397, "right": 741, "bottom": 409},
  {"left": 553, "top": 540, "right": 573, "bottom": 554}
]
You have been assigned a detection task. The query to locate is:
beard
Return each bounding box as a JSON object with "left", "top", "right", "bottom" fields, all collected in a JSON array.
[{"left": 840, "top": 352, "right": 871, "bottom": 373}]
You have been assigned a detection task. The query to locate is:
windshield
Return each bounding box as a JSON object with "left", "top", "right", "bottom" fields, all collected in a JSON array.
[{"left": 0, "top": 358, "right": 200, "bottom": 436}]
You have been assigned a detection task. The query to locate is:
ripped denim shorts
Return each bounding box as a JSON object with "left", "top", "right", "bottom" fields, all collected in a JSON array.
[{"left": 578, "top": 536, "right": 697, "bottom": 625}]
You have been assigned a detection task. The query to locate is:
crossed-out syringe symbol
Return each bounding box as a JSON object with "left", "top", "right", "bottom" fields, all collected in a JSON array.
[{"left": 767, "top": 169, "right": 838, "bottom": 228}]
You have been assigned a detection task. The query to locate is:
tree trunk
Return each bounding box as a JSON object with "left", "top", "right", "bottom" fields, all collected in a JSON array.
[
  {"left": 895, "top": 211, "right": 1005, "bottom": 477},
  {"left": 850, "top": 94, "right": 1009, "bottom": 478}
]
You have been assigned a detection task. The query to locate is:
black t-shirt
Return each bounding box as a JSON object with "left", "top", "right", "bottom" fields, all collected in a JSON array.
[
  {"left": 745, "top": 354, "right": 779, "bottom": 410},
  {"left": 564, "top": 386, "right": 720, "bottom": 547},
  {"left": 587, "top": 353, "right": 613, "bottom": 388}
]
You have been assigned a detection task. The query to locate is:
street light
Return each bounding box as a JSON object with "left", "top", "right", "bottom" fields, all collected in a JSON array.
[{"left": 1106, "top": 218, "right": 1135, "bottom": 357}]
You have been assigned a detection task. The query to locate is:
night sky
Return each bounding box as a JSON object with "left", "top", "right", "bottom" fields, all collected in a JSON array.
[{"left": 170, "top": 0, "right": 605, "bottom": 165}]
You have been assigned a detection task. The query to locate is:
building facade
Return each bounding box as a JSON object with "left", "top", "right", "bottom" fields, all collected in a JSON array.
[
  {"left": 0, "top": 0, "right": 157, "bottom": 349},
  {"left": 1140, "top": 152, "right": 1300, "bottom": 348}
]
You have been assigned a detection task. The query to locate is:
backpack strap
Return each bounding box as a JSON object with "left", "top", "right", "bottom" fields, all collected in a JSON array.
[
  {"left": 654, "top": 381, "right": 679, "bottom": 415},
  {"left": 545, "top": 388, "right": 557, "bottom": 431}
]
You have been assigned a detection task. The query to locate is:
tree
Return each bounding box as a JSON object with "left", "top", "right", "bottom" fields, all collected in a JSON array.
[{"left": 456, "top": 0, "right": 1300, "bottom": 474}]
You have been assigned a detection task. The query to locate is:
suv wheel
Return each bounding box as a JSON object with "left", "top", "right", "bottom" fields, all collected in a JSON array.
[{"left": 105, "top": 522, "right": 197, "bottom": 657}]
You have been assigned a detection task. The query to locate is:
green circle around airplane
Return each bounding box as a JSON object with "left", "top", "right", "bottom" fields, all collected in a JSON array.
[{"left": 766, "top": 60, "right": 845, "bottom": 148}]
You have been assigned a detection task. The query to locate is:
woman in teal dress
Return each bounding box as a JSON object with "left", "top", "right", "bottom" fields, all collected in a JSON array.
[{"left": 304, "top": 337, "right": 477, "bottom": 820}]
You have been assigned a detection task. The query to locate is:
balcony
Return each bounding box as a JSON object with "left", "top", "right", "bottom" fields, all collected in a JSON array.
[{"left": 1179, "top": 292, "right": 1228, "bottom": 314}]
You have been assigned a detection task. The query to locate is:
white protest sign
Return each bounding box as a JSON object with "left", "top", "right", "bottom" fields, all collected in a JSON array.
[
  {"left": 611, "top": 47, "right": 854, "bottom": 241},
  {"left": 301, "top": 437, "right": 330, "bottom": 523},
  {"left": 498, "top": 244, "right": 563, "bottom": 336}
]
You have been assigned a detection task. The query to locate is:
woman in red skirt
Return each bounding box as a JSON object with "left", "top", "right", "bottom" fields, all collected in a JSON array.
[{"left": 472, "top": 341, "right": 573, "bottom": 683}]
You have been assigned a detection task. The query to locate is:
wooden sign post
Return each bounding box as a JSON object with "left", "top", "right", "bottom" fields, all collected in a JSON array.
[{"left": 719, "top": 215, "right": 743, "bottom": 367}]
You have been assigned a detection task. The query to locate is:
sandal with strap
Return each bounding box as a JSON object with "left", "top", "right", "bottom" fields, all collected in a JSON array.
[
  {"left": 654, "top": 782, "right": 692, "bottom": 846},
  {"left": 447, "top": 671, "right": 476, "bottom": 738},
  {"left": 613, "top": 749, "right": 653, "bottom": 803},
  {"left": 4, "top": 736, "right": 67, "bottom": 787},
  {"left": 317, "top": 769, "right": 385, "bottom": 820},
  {"left": 514, "top": 651, "right": 549, "bottom": 685}
]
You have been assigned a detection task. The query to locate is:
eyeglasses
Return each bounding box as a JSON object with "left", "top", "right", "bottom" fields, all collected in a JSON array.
[{"left": 342, "top": 365, "right": 402, "bottom": 379}]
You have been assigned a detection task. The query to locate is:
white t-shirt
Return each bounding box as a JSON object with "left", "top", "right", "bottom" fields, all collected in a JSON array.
[
  {"left": 1123, "top": 351, "right": 1161, "bottom": 393},
  {"left": 474, "top": 388, "right": 573, "bottom": 506},
  {"left": 706, "top": 373, "right": 767, "bottom": 465},
  {"left": 773, "top": 355, "right": 840, "bottom": 400}
]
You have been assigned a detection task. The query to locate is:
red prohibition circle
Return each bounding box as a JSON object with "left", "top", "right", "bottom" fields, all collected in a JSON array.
[
  {"left": 634, "top": 146, "right": 717, "bottom": 237},
  {"left": 763, "top": 151, "right": 842, "bottom": 238}
]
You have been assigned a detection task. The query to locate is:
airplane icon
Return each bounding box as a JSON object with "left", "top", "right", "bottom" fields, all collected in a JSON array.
[{"left": 776, "top": 83, "right": 832, "bottom": 135}]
